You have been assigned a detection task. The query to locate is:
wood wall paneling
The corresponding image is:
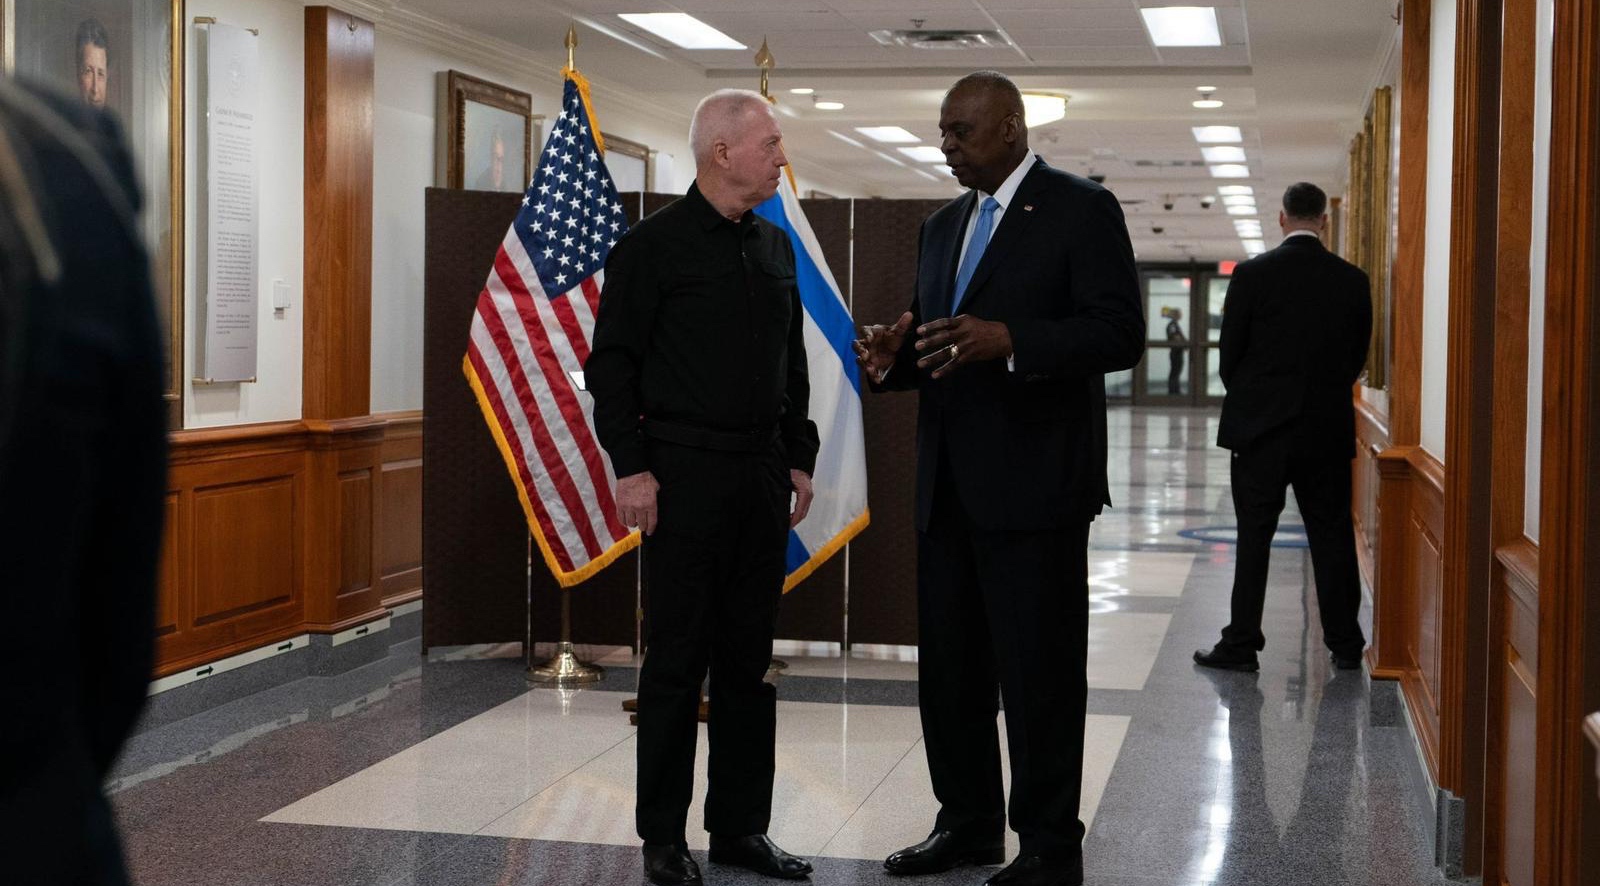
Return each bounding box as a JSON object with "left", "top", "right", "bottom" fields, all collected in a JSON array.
[
  {"left": 1482, "top": 0, "right": 1538, "bottom": 879},
  {"left": 1390, "top": 0, "right": 1433, "bottom": 446},
  {"left": 1437, "top": 0, "right": 1503, "bottom": 872},
  {"left": 1370, "top": 444, "right": 1416, "bottom": 676},
  {"left": 1402, "top": 447, "right": 1447, "bottom": 778},
  {"left": 155, "top": 418, "right": 422, "bottom": 677},
  {"left": 303, "top": 7, "right": 375, "bottom": 421},
  {"left": 1534, "top": 0, "right": 1600, "bottom": 880},
  {"left": 378, "top": 412, "right": 424, "bottom": 606}
]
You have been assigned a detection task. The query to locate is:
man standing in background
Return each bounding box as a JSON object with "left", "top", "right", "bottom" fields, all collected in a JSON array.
[{"left": 1194, "top": 182, "right": 1372, "bottom": 674}]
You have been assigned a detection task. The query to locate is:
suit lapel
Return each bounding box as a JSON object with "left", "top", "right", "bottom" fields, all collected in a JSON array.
[
  {"left": 954, "top": 158, "right": 1047, "bottom": 314},
  {"left": 926, "top": 190, "right": 975, "bottom": 319}
]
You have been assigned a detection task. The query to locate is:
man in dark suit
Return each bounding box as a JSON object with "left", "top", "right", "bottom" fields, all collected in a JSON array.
[
  {"left": 0, "top": 79, "right": 166, "bottom": 885},
  {"left": 854, "top": 71, "right": 1143, "bottom": 886},
  {"left": 1193, "top": 182, "right": 1372, "bottom": 673}
]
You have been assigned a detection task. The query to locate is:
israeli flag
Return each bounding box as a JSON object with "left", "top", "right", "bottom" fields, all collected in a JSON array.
[{"left": 754, "top": 179, "right": 870, "bottom": 590}]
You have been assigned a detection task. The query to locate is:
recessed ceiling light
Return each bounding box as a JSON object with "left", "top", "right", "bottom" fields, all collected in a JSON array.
[
  {"left": 1195, "top": 85, "right": 1217, "bottom": 92},
  {"left": 1021, "top": 93, "right": 1068, "bottom": 127},
  {"left": 828, "top": 130, "right": 865, "bottom": 149},
  {"left": 855, "top": 126, "right": 920, "bottom": 143},
  {"left": 1226, "top": 205, "right": 1258, "bottom": 216},
  {"left": 1140, "top": 7, "right": 1222, "bottom": 47},
  {"left": 1242, "top": 238, "right": 1267, "bottom": 252},
  {"left": 1209, "top": 163, "right": 1250, "bottom": 178},
  {"left": 898, "top": 146, "right": 947, "bottom": 163},
  {"left": 789, "top": 87, "right": 815, "bottom": 95},
  {"left": 1192, "top": 125, "right": 1242, "bottom": 143},
  {"left": 1217, "top": 184, "right": 1254, "bottom": 195},
  {"left": 1234, "top": 219, "right": 1262, "bottom": 228},
  {"left": 1201, "top": 146, "right": 1247, "bottom": 163},
  {"left": 617, "top": 13, "right": 745, "bottom": 50},
  {"left": 814, "top": 100, "right": 845, "bottom": 111},
  {"left": 1222, "top": 195, "right": 1256, "bottom": 207},
  {"left": 1192, "top": 98, "right": 1224, "bottom": 109}
]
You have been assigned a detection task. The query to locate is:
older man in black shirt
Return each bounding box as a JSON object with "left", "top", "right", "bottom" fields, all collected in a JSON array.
[{"left": 586, "top": 89, "right": 819, "bottom": 886}]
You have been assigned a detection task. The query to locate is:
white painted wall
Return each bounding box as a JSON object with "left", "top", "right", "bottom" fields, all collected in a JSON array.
[
  {"left": 1418, "top": 0, "right": 1456, "bottom": 459},
  {"left": 183, "top": 0, "right": 305, "bottom": 429},
  {"left": 177, "top": 0, "right": 871, "bottom": 420},
  {"left": 1525, "top": 0, "right": 1555, "bottom": 543}
]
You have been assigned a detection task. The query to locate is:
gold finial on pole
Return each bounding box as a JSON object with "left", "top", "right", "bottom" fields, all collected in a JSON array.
[
  {"left": 565, "top": 24, "right": 578, "bottom": 71},
  {"left": 755, "top": 37, "right": 775, "bottom": 101}
]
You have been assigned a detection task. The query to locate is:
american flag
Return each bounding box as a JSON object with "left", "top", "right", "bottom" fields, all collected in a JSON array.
[{"left": 462, "top": 73, "right": 637, "bottom": 586}]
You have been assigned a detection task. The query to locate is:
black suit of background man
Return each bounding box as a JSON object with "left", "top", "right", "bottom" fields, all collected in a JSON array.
[
  {"left": 857, "top": 71, "right": 1143, "bottom": 886},
  {"left": 1196, "top": 182, "right": 1372, "bottom": 673},
  {"left": 0, "top": 79, "right": 167, "bottom": 886}
]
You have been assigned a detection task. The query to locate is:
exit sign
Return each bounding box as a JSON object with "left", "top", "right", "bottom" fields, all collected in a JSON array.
[{"left": 1217, "top": 260, "right": 1238, "bottom": 275}]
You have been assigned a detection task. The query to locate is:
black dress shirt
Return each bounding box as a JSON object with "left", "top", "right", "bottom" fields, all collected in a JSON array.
[{"left": 586, "top": 182, "right": 820, "bottom": 479}]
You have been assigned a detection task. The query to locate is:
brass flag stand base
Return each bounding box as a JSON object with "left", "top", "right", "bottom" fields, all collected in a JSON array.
[
  {"left": 528, "top": 637, "right": 604, "bottom": 685},
  {"left": 524, "top": 532, "right": 603, "bottom": 686}
]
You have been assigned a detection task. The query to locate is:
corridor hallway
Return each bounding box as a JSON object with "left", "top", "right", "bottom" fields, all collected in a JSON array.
[{"left": 112, "top": 408, "right": 1450, "bottom": 885}]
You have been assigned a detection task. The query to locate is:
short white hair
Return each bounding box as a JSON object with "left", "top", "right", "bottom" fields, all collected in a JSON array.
[{"left": 688, "top": 89, "right": 772, "bottom": 166}]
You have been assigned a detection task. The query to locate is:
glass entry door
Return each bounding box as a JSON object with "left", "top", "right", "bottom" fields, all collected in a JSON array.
[{"left": 1129, "top": 267, "right": 1229, "bottom": 406}]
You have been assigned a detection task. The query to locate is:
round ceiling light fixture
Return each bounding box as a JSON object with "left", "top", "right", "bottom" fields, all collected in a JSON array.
[
  {"left": 1021, "top": 92, "right": 1068, "bottom": 127},
  {"left": 813, "top": 96, "right": 844, "bottom": 111},
  {"left": 1193, "top": 86, "right": 1223, "bottom": 110}
]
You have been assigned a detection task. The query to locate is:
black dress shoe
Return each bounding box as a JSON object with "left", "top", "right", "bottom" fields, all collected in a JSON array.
[
  {"left": 642, "top": 843, "right": 702, "bottom": 886},
  {"left": 1193, "top": 644, "right": 1259, "bottom": 672},
  {"left": 984, "top": 854, "right": 1083, "bottom": 886},
  {"left": 708, "top": 834, "right": 812, "bottom": 879},
  {"left": 883, "top": 829, "right": 1007, "bottom": 876},
  {"left": 1331, "top": 651, "right": 1364, "bottom": 670}
]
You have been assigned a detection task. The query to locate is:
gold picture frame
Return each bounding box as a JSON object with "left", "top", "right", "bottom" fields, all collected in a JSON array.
[
  {"left": 1345, "top": 85, "right": 1393, "bottom": 389},
  {"left": 444, "top": 70, "right": 536, "bottom": 193},
  {"left": 600, "top": 132, "right": 651, "bottom": 192},
  {"left": 2, "top": 0, "right": 186, "bottom": 427}
]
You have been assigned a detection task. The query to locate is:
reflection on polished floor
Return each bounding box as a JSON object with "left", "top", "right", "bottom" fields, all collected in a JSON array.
[{"left": 112, "top": 407, "right": 1449, "bottom": 885}]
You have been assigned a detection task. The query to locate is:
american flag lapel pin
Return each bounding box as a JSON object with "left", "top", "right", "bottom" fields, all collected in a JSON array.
[{"left": 1023, "top": 204, "right": 1034, "bottom": 212}]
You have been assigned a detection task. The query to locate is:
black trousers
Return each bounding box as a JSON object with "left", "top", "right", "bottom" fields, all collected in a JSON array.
[
  {"left": 916, "top": 456, "right": 1091, "bottom": 860},
  {"left": 634, "top": 442, "right": 790, "bottom": 844},
  {"left": 1222, "top": 428, "right": 1366, "bottom": 658}
]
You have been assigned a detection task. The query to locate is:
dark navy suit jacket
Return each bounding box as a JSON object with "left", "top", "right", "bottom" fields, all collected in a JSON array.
[{"left": 880, "top": 158, "right": 1144, "bottom": 531}]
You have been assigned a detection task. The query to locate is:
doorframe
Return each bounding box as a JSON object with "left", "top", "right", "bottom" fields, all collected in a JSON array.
[{"left": 1133, "top": 262, "right": 1230, "bottom": 408}]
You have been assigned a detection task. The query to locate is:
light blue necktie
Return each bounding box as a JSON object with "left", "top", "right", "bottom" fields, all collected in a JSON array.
[{"left": 951, "top": 196, "right": 1000, "bottom": 313}]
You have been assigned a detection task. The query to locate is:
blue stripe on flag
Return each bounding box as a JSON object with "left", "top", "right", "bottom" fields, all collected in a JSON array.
[
  {"left": 754, "top": 196, "right": 861, "bottom": 394},
  {"left": 785, "top": 530, "right": 811, "bottom": 574}
]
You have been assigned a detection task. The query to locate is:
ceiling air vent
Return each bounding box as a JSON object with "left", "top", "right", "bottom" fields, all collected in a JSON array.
[
  {"left": 1132, "top": 159, "right": 1207, "bottom": 168},
  {"left": 869, "top": 29, "right": 1011, "bottom": 50}
]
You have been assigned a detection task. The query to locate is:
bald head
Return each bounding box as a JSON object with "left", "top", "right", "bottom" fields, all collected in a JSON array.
[
  {"left": 939, "top": 70, "right": 1029, "bottom": 194},
  {"left": 947, "top": 71, "right": 1025, "bottom": 123},
  {"left": 690, "top": 89, "right": 775, "bottom": 167},
  {"left": 689, "top": 88, "right": 788, "bottom": 219}
]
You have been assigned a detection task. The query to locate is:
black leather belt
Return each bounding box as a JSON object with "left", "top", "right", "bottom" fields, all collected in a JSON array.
[{"left": 641, "top": 419, "right": 777, "bottom": 454}]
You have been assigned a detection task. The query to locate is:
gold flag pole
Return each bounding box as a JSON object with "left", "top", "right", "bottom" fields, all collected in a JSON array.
[
  {"left": 528, "top": 21, "right": 604, "bottom": 688},
  {"left": 754, "top": 36, "right": 789, "bottom": 679}
]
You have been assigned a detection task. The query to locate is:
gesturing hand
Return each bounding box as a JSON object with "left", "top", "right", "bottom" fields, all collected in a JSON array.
[
  {"left": 789, "top": 469, "right": 814, "bottom": 528},
  {"left": 914, "top": 315, "right": 1014, "bottom": 380},
  {"left": 852, "top": 311, "right": 914, "bottom": 384},
  {"left": 615, "top": 471, "right": 660, "bottom": 536}
]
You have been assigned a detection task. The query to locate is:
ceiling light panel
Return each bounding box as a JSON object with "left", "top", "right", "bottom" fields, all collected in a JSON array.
[
  {"left": 898, "top": 146, "right": 947, "bottom": 163},
  {"left": 1217, "top": 184, "right": 1254, "bottom": 195},
  {"left": 1022, "top": 93, "right": 1067, "bottom": 128},
  {"left": 1222, "top": 195, "right": 1256, "bottom": 207},
  {"left": 1209, "top": 164, "right": 1251, "bottom": 178},
  {"left": 617, "top": 13, "right": 745, "bottom": 50},
  {"left": 1192, "top": 126, "right": 1242, "bottom": 143},
  {"left": 1140, "top": 7, "right": 1222, "bottom": 47},
  {"left": 1226, "top": 205, "right": 1257, "bottom": 216},
  {"left": 855, "top": 126, "right": 921, "bottom": 144},
  {"left": 1201, "top": 146, "right": 1247, "bottom": 163}
]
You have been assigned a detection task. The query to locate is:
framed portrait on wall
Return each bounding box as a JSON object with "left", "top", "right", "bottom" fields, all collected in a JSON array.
[
  {"left": 601, "top": 132, "right": 650, "bottom": 193},
  {"left": 2, "top": 0, "right": 186, "bottom": 426},
  {"left": 443, "top": 70, "right": 536, "bottom": 193}
]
